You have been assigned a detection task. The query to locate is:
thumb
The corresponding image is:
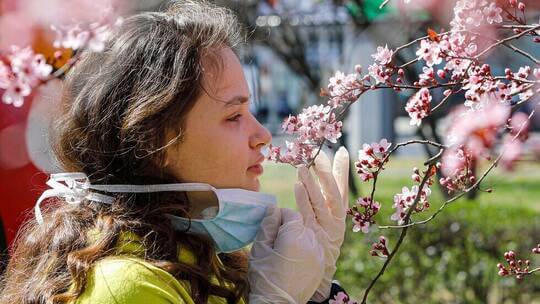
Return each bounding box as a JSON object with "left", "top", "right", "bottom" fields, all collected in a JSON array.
[
  {"left": 250, "top": 206, "right": 281, "bottom": 258},
  {"left": 333, "top": 146, "right": 350, "bottom": 213}
]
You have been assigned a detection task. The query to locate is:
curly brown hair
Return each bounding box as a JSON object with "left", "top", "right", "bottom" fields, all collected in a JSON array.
[{"left": 0, "top": 1, "right": 249, "bottom": 303}]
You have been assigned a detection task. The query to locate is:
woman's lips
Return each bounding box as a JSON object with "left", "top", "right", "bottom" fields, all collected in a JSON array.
[{"left": 247, "top": 164, "right": 263, "bottom": 175}]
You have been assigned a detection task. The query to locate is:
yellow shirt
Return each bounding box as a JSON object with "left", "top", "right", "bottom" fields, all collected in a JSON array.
[{"left": 73, "top": 231, "right": 246, "bottom": 304}]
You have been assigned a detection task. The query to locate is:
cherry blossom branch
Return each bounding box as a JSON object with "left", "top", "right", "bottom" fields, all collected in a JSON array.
[
  {"left": 361, "top": 163, "right": 437, "bottom": 304},
  {"left": 379, "top": 101, "right": 537, "bottom": 229},
  {"left": 50, "top": 53, "right": 81, "bottom": 79},
  {"left": 466, "top": 29, "right": 540, "bottom": 64},
  {"left": 498, "top": 247, "right": 540, "bottom": 280},
  {"left": 368, "top": 139, "right": 444, "bottom": 204},
  {"left": 475, "top": 25, "right": 540, "bottom": 59},
  {"left": 378, "top": 153, "right": 502, "bottom": 229}
]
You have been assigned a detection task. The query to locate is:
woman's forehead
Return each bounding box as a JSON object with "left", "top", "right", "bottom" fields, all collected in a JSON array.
[{"left": 200, "top": 48, "right": 249, "bottom": 107}]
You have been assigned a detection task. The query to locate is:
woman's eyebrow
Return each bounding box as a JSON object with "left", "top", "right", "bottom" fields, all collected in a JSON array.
[{"left": 223, "top": 94, "right": 251, "bottom": 108}]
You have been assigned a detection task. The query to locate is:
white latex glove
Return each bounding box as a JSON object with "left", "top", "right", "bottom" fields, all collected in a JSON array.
[
  {"left": 296, "top": 146, "right": 350, "bottom": 302},
  {"left": 248, "top": 206, "right": 325, "bottom": 304}
]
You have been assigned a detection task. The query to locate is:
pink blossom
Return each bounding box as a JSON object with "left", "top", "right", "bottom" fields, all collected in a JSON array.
[
  {"left": 51, "top": 17, "right": 122, "bottom": 52},
  {"left": 418, "top": 66, "right": 434, "bottom": 84},
  {"left": 500, "top": 136, "right": 522, "bottom": 171},
  {"left": 370, "top": 236, "right": 389, "bottom": 258},
  {"left": 292, "top": 104, "right": 343, "bottom": 143},
  {"left": 514, "top": 66, "right": 531, "bottom": 80},
  {"left": 509, "top": 112, "right": 530, "bottom": 141},
  {"left": 1, "top": 46, "right": 52, "bottom": 107},
  {"left": 497, "top": 250, "right": 532, "bottom": 281},
  {"left": 451, "top": 1, "right": 495, "bottom": 30},
  {"left": 466, "top": 9, "right": 484, "bottom": 27},
  {"left": 0, "top": 61, "right": 9, "bottom": 89},
  {"left": 2, "top": 78, "right": 31, "bottom": 107},
  {"left": 483, "top": 3, "right": 503, "bottom": 24},
  {"left": 327, "top": 71, "right": 361, "bottom": 107},
  {"left": 282, "top": 115, "right": 298, "bottom": 134},
  {"left": 416, "top": 39, "right": 442, "bottom": 67},
  {"left": 348, "top": 197, "right": 381, "bottom": 233},
  {"left": 533, "top": 68, "right": 540, "bottom": 79},
  {"left": 371, "top": 44, "right": 394, "bottom": 65},
  {"left": 447, "top": 99, "right": 510, "bottom": 158},
  {"left": 266, "top": 140, "right": 316, "bottom": 166},
  {"left": 355, "top": 139, "right": 392, "bottom": 182},
  {"left": 405, "top": 88, "right": 431, "bottom": 126},
  {"left": 440, "top": 146, "right": 476, "bottom": 193},
  {"left": 267, "top": 144, "right": 282, "bottom": 162},
  {"left": 465, "top": 42, "right": 478, "bottom": 56},
  {"left": 368, "top": 63, "right": 386, "bottom": 84},
  {"left": 461, "top": 66, "right": 508, "bottom": 108},
  {"left": 9, "top": 46, "right": 52, "bottom": 86},
  {"left": 271, "top": 104, "right": 344, "bottom": 165},
  {"left": 391, "top": 184, "right": 431, "bottom": 224}
]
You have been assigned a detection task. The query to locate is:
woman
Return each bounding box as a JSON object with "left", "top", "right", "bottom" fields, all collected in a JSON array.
[{"left": 0, "top": 1, "right": 351, "bottom": 303}]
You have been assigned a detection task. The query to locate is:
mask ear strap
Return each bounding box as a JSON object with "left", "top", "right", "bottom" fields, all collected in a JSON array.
[
  {"left": 34, "top": 174, "right": 216, "bottom": 225},
  {"left": 34, "top": 173, "right": 115, "bottom": 225},
  {"left": 90, "top": 182, "right": 215, "bottom": 193}
]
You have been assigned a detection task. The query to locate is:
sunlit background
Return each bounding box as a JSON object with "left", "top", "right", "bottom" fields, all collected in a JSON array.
[{"left": 1, "top": 0, "right": 540, "bottom": 303}]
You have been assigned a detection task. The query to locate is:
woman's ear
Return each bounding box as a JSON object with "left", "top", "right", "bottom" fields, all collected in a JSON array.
[{"left": 161, "top": 127, "right": 184, "bottom": 169}]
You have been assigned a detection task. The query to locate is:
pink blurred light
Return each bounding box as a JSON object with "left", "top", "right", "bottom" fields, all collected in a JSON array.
[
  {"left": 0, "top": 11, "right": 35, "bottom": 51},
  {"left": 0, "top": 122, "right": 30, "bottom": 170}
]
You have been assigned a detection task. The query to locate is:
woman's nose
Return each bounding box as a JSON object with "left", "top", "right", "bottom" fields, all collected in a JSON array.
[{"left": 250, "top": 117, "right": 272, "bottom": 149}]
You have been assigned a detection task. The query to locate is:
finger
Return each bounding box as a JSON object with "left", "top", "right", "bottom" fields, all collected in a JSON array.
[
  {"left": 294, "top": 181, "right": 318, "bottom": 230},
  {"left": 274, "top": 208, "right": 317, "bottom": 259},
  {"left": 280, "top": 207, "right": 303, "bottom": 224},
  {"left": 297, "top": 165, "right": 333, "bottom": 229},
  {"left": 313, "top": 149, "right": 343, "bottom": 218},
  {"left": 333, "top": 146, "right": 350, "bottom": 216},
  {"left": 251, "top": 205, "right": 281, "bottom": 258}
]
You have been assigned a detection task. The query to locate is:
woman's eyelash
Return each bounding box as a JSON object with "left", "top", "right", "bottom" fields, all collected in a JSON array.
[{"left": 227, "top": 114, "right": 242, "bottom": 122}]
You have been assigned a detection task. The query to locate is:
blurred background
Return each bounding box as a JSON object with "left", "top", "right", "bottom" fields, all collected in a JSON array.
[{"left": 1, "top": 0, "right": 540, "bottom": 303}]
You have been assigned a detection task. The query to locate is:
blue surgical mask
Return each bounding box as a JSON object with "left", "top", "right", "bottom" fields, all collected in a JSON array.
[
  {"left": 166, "top": 186, "right": 277, "bottom": 253},
  {"left": 34, "top": 173, "right": 277, "bottom": 253}
]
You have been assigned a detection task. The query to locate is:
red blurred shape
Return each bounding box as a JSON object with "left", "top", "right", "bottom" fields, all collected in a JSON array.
[{"left": 267, "top": 0, "right": 279, "bottom": 8}]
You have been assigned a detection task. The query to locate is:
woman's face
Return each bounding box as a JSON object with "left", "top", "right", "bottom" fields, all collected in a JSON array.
[{"left": 166, "top": 47, "right": 272, "bottom": 192}]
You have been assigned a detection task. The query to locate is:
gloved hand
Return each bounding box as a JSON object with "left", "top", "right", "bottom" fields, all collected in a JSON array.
[
  {"left": 295, "top": 146, "right": 350, "bottom": 302},
  {"left": 248, "top": 206, "right": 325, "bottom": 304}
]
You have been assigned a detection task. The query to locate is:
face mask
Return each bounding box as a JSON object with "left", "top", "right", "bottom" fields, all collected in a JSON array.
[{"left": 34, "top": 173, "right": 277, "bottom": 253}]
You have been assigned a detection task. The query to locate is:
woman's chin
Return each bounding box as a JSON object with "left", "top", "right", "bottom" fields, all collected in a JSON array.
[{"left": 245, "top": 178, "right": 260, "bottom": 192}]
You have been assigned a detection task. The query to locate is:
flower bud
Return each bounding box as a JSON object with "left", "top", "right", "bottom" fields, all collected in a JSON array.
[
  {"left": 437, "top": 69, "right": 446, "bottom": 79},
  {"left": 443, "top": 89, "right": 452, "bottom": 97},
  {"left": 518, "top": 2, "right": 525, "bottom": 11},
  {"left": 54, "top": 50, "right": 64, "bottom": 59}
]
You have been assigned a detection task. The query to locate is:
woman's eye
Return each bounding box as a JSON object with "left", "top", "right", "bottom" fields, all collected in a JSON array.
[{"left": 227, "top": 114, "right": 242, "bottom": 122}]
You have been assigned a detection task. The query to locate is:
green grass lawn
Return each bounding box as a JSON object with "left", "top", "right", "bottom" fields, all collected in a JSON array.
[{"left": 259, "top": 157, "right": 540, "bottom": 304}]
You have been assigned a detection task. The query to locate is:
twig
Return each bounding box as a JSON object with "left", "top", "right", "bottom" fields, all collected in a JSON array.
[
  {"left": 379, "top": 102, "right": 538, "bottom": 229},
  {"left": 361, "top": 163, "right": 436, "bottom": 304},
  {"left": 475, "top": 25, "right": 540, "bottom": 59}
]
